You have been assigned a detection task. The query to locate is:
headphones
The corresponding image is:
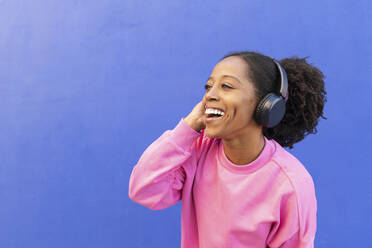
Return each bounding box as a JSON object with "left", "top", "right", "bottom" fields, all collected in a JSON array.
[{"left": 254, "top": 59, "right": 289, "bottom": 128}]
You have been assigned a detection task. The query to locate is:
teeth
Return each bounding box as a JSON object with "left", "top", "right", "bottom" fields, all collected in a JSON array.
[{"left": 205, "top": 108, "right": 225, "bottom": 116}]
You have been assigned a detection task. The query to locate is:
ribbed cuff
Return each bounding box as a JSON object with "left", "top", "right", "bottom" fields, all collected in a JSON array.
[{"left": 170, "top": 118, "right": 202, "bottom": 151}]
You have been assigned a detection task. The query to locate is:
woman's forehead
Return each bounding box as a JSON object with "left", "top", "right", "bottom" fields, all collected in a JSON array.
[{"left": 212, "top": 56, "right": 248, "bottom": 80}]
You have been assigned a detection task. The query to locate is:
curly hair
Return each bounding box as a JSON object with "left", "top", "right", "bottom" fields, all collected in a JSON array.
[{"left": 221, "top": 51, "right": 327, "bottom": 149}]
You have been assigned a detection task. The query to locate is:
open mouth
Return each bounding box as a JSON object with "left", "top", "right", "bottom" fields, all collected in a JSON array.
[
  {"left": 206, "top": 113, "right": 224, "bottom": 123},
  {"left": 205, "top": 108, "right": 225, "bottom": 124}
]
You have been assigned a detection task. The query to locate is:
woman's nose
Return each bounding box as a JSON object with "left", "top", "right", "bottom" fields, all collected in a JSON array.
[{"left": 205, "top": 85, "right": 219, "bottom": 101}]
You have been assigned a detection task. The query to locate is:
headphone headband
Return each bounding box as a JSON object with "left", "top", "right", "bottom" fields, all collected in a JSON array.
[{"left": 272, "top": 59, "right": 289, "bottom": 101}]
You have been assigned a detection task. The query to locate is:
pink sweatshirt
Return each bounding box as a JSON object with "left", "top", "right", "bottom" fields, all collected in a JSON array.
[{"left": 128, "top": 118, "right": 317, "bottom": 248}]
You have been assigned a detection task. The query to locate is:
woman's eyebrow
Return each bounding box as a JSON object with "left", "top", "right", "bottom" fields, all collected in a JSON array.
[
  {"left": 222, "top": 75, "right": 241, "bottom": 84},
  {"left": 207, "top": 75, "right": 242, "bottom": 84}
]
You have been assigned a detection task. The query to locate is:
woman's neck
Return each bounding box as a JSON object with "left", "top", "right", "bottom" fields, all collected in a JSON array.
[{"left": 222, "top": 130, "right": 265, "bottom": 166}]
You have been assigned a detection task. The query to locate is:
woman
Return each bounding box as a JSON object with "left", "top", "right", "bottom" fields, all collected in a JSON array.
[{"left": 128, "top": 51, "right": 327, "bottom": 248}]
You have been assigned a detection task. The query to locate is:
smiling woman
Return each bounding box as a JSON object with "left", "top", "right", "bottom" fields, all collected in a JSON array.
[{"left": 129, "top": 50, "right": 327, "bottom": 248}]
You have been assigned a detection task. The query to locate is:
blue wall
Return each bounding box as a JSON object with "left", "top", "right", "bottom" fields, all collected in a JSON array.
[{"left": 1, "top": 0, "right": 371, "bottom": 247}]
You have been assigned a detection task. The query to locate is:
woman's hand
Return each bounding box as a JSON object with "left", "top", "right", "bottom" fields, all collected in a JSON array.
[{"left": 184, "top": 100, "right": 206, "bottom": 133}]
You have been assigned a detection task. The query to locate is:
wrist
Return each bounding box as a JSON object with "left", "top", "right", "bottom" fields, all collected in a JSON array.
[{"left": 184, "top": 116, "right": 201, "bottom": 133}]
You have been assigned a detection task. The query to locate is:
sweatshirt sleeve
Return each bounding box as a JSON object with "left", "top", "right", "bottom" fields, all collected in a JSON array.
[
  {"left": 266, "top": 189, "right": 317, "bottom": 248},
  {"left": 128, "top": 118, "right": 202, "bottom": 210}
]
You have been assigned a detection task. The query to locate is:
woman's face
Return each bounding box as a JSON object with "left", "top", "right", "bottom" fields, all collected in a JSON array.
[{"left": 202, "top": 56, "right": 261, "bottom": 139}]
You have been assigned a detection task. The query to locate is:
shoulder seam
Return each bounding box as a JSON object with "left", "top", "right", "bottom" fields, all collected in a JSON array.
[{"left": 271, "top": 159, "right": 302, "bottom": 240}]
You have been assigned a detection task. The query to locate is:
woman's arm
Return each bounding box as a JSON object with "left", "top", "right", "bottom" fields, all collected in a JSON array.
[
  {"left": 128, "top": 118, "right": 202, "bottom": 210},
  {"left": 266, "top": 185, "right": 317, "bottom": 248}
]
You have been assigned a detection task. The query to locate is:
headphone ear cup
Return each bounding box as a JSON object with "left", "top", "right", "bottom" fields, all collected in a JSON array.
[
  {"left": 254, "top": 93, "right": 286, "bottom": 128},
  {"left": 254, "top": 93, "right": 274, "bottom": 126}
]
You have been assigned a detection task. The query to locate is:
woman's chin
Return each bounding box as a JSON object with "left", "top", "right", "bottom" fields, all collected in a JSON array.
[{"left": 205, "top": 128, "right": 222, "bottom": 139}]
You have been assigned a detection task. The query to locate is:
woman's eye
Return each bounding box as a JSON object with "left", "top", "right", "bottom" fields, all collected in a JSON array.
[{"left": 204, "top": 84, "right": 232, "bottom": 90}]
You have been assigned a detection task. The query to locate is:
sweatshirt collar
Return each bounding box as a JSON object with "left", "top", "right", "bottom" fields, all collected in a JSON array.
[{"left": 218, "top": 136, "right": 276, "bottom": 174}]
